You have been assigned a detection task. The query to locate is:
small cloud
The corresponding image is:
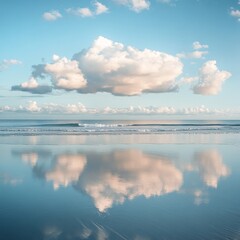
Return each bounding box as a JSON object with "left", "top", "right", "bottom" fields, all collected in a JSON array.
[
  {"left": 43, "top": 10, "right": 62, "bottom": 21},
  {"left": 193, "top": 41, "right": 209, "bottom": 50},
  {"left": 67, "top": 1, "right": 108, "bottom": 17},
  {"left": 177, "top": 50, "right": 208, "bottom": 59},
  {"left": 230, "top": 9, "right": 240, "bottom": 21},
  {"left": 0, "top": 59, "right": 22, "bottom": 71},
  {"left": 230, "top": 9, "right": 240, "bottom": 18},
  {"left": 11, "top": 77, "right": 52, "bottom": 94},
  {"left": 177, "top": 41, "right": 209, "bottom": 59},
  {"left": 157, "top": 0, "right": 171, "bottom": 3},
  {"left": 94, "top": 1, "right": 109, "bottom": 15},
  {"left": 115, "top": 0, "right": 150, "bottom": 12},
  {"left": 193, "top": 60, "right": 231, "bottom": 95},
  {"left": 66, "top": 7, "right": 93, "bottom": 17}
]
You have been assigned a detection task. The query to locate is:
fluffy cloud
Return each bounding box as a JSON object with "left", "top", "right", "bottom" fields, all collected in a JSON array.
[
  {"left": 11, "top": 77, "right": 52, "bottom": 94},
  {"left": 14, "top": 36, "right": 183, "bottom": 96},
  {"left": 0, "top": 59, "right": 22, "bottom": 71},
  {"left": 74, "top": 36, "right": 183, "bottom": 95},
  {"left": 66, "top": 1, "right": 108, "bottom": 17},
  {"left": 193, "top": 60, "right": 231, "bottom": 95},
  {"left": 115, "top": 0, "right": 150, "bottom": 12},
  {"left": 194, "top": 150, "right": 229, "bottom": 188},
  {"left": 42, "top": 56, "right": 87, "bottom": 90},
  {"left": 43, "top": 10, "right": 62, "bottom": 21}
]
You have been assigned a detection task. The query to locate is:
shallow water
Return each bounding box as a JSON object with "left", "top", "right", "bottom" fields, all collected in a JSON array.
[{"left": 1, "top": 133, "right": 240, "bottom": 240}]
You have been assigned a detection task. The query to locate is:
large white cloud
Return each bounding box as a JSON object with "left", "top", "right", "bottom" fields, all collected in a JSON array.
[
  {"left": 193, "top": 60, "right": 231, "bottom": 95},
  {"left": 74, "top": 36, "right": 183, "bottom": 95},
  {"left": 13, "top": 36, "right": 183, "bottom": 96}
]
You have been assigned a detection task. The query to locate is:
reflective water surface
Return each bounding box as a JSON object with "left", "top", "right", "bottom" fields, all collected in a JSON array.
[{"left": 1, "top": 134, "right": 240, "bottom": 240}]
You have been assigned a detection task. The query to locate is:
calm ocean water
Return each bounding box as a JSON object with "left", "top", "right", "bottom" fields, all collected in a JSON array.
[
  {"left": 1, "top": 121, "right": 240, "bottom": 239},
  {"left": 0, "top": 119, "right": 240, "bottom": 135}
]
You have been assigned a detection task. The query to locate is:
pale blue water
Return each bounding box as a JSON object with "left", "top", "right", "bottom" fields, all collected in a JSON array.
[
  {"left": 0, "top": 119, "right": 240, "bottom": 135},
  {"left": 1, "top": 121, "right": 240, "bottom": 239}
]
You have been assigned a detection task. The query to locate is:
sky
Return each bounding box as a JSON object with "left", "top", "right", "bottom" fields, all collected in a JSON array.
[{"left": 0, "top": 0, "right": 240, "bottom": 119}]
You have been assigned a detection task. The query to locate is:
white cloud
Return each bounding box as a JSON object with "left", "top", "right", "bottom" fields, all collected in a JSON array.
[
  {"left": 43, "top": 10, "right": 62, "bottom": 21},
  {"left": 177, "top": 41, "right": 208, "bottom": 59},
  {"left": 230, "top": 9, "right": 240, "bottom": 17},
  {"left": 94, "top": 1, "right": 109, "bottom": 15},
  {"left": 66, "top": 7, "right": 93, "bottom": 17},
  {"left": 230, "top": 9, "right": 240, "bottom": 21},
  {"left": 115, "top": 0, "right": 150, "bottom": 12},
  {"left": 74, "top": 36, "right": 183, "bottom": 95},
  {"left": 193, "top": 41, "right": 209, "bottom": 50},
  {"left": 157, "top": 0, "right": 171, "bottom": 3},
  {"left": 66, "top": 2, "right": 108, "bottom": 17},
  {"left": 177, "top": 50, "right": 208, "bottom": 59},
  {"left": 44, "top": 56, "right": 87, "bottom": 90},
  {"left": 0, "top": 101, "right": 237, "bottom": 116},
  {"left": 194, "top": 150, "right": 230, "bottom": 188},
  {"left": 15, "top": 36, "right": 183, "bottom": 96},
  {"left": 25, "top": 101, "right": 41, "bottom": 112},
  {"left": 0, "top": 59, "right": 22, "bottom": 71},
  {"left": 193, "top": 60, "right": 231, "bottom": 95},
  {"left": 11, "top": 77, "right": 52, "bottom": 94}
]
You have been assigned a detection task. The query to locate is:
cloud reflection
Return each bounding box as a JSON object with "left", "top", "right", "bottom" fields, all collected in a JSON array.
[
  {"left": 13, "top": 147, "right": 230, "bottom": 212},
  {"left": 45, "top": 154, "right": 87, "bottom": 190},
  {"left": 75, "top": 150, "right": 183, "bottom": 212},
  {"left": 194, "top": 150, "right": 230, "bottom": 188}
]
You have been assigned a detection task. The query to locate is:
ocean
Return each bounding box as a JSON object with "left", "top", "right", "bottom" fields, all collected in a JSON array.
[
  {"left": 0, "top": 119, "right": 240, "bottom": 135},
  {"left": 1, "top": 119, "right": 240, "bottom": 239}
]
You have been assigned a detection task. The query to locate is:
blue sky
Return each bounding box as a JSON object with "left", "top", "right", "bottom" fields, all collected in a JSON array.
[{"left": 0, "top": 0, "right": 239, "bottom": 118}]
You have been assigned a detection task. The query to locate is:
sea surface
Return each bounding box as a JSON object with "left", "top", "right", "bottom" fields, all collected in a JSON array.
[
  {"left": 0, "top": 119, "right": 240, "bottom": 135},
  {"left": 1, "top": 120, "right": 240, "bottom": 239}
]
